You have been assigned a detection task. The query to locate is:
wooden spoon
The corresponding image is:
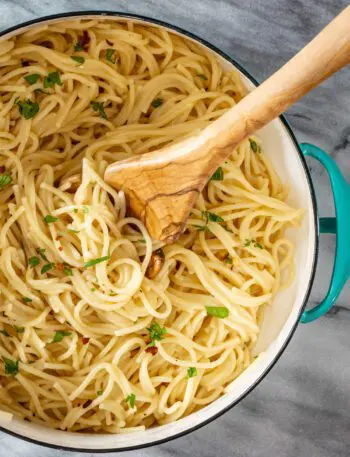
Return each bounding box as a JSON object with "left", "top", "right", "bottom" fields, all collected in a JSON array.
[{"left": 105, "top": 6, "right": 350, "bottom": 244}]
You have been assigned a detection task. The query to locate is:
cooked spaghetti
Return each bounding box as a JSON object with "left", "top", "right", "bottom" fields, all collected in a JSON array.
[{"left": 0, "top": 19, "right": 302, "bottom": 433}]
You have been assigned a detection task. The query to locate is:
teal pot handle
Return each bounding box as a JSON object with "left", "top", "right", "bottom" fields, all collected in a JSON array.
[{"left": 300, "top": 143, "right": 350, "bottom": 323}]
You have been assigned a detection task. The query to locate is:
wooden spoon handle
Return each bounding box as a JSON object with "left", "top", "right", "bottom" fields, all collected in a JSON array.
[
  {"left": 105, "top": 6, "right": 350, "bottom": 243},
  {"left": 209, "top": 4, "right": 350, "bottom": 150}
]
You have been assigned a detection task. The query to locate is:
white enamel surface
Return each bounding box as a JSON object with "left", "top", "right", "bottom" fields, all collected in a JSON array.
[{"left": 0, "top": 15, "right": 317, "bottom": 451}]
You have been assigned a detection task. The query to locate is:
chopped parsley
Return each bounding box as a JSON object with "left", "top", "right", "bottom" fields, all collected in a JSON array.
[
  {"left": 106, "top": 48, "right": 116, "bottom": 63},
  {"left": 0, "top": 174, "right": 12, "bottom": 190},
  {"left": 210, "top": 167, "right": 223, "bottom": 181},
  {"left": 73, "top": 208, "right": 78, "bottom": 214},
  {"left": 14, "top": 326, "right": 25, "bottom": 333},
  {"left": 52, "top": 330, "right": 72, "bottom": 343},
  {"left": 147, "top": 322, "right": 167, "bottom": 346},
  {"left": 23, "top": 297, "right": 32, "bottom": 302},
  {"left": 43, "top": 71, "right": 63, "bottom": 89},
  {"left": 197, "top": 73, "right": 208, "bottom": 80},
  {"left": 125, "top": 393, "right": 136, "bottom": 408},
  {"left": 15, "top": 99, "right": 39, "bottom": 119},
  {"left": 249, "top": 139, "right": 261, "bottom": 153},
  {"left": 82, "top": 206, "right": 89, "bottom": 214},
  {"left": 151, "top": 98, "right": 163, "bottom": 108},
  {"left": 63, "top": 264, "right": 73, "bottom": 276},
  {"left": 28, "top": 256, "right": 40, "bottom": 267},
  {"left": 36, "top": 248, "right": 48, "bottom": 261},
  {"left": 90, "top": 101, "right": 107, "bottom": 119},
  {"left": 225, "top": 256, "right": 233, "bottom": 264},
  {"left": 97, "top": 389, "right": 103, "bottom": 396},
  {"left": 34, "top": 88, "right": 49, "bottom": 95},
  {"left": 3, "top": 357, "right": 19, "bottom": 375},
  {"left": 244, "top": 239, "right": 263, "bottom": 249},
  {"left": 43, "top": 215, "right": 58, "bottom": 224},
  {"left": 187, "top": 367, "right": 197, "bottom": 378},
  {"left": 0, "top": 329, "right": 10, "bottom": 337},
  {"left": 24, "top": 74, "right": 40, "bottom": 85},
  {"left": 194, "top": 224, "right": 207, "bottom": 232},
  {"left": 70, "top": 56, "right": 85, "bottom": 65},
  {"left": 206, "top": 306, "right": 229, "bottom": 319},
  {"left": 41, "top": 263, "right": 55, "bottom": 274},
  {"left": 74, "top": 41, "right": 84, "bottom": 51},
  {"left": 84, "top": 255, "right": 110, "bottom": 268},
  {"left": 202, "top": 211, "right": 224, "bottom": 223}
]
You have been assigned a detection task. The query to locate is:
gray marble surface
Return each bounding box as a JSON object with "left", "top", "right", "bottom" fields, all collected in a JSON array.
[{"left": 0, "top": 0, "right": 349, "bottom": 456}]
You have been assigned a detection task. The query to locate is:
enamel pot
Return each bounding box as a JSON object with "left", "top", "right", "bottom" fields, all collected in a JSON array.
[{"left": 0, "top": 11, "right": 349, "bottom": 453}]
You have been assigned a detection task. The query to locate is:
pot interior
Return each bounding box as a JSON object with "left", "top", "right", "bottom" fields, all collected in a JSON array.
[{"left": 0, "top": 14, "right": 317, "bottom": 451}]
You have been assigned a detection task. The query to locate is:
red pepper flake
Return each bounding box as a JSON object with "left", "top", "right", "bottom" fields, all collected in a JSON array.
[
  {"left": 130, "top": 347, "right": 139, "bottom": 357},
  {"left": 55, "top": 236, "right": 60, "bottom": 241},
  {"left": 83, "top": 399, "right": 92, "bottom": 408},
  {"left": 0, "top": 166, "right": 5, "bottom": 173},
  {"left": 21, "top": 59, "right": 30, "bottom": 67},
  {"left": 146, "top": 346, "right": 158, "bottom": 356},
  {"left": 58, "top": 246, "right": 63, "bottom": 251},
  {"left": 77, "top": 31, "right": 90, "bottom": 50},
  {"left": 106, "top": 39, "right": 113, "bottom": 46},
  {"left": 82, "top": 336, "right": 90, "bottom": 345},
  {"left": 56, "top": 263, "right": 64, "bottom": 271}
]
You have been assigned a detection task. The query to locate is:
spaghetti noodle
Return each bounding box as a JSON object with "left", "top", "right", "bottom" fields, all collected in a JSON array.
[{"left": 0, "top": 19, "right": 302, "bottom": 433}]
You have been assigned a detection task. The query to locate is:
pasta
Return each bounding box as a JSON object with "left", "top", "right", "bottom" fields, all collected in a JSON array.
[{"left": 0, "top": 18, "right": 302, "bottom": 433}]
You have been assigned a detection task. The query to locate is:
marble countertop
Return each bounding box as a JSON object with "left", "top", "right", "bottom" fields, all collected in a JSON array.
[{"left": 0, "top": 0, "right": 349, "bottom": 456}]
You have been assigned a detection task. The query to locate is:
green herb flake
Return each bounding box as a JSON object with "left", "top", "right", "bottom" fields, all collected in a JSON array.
[
  {"left": 36, "top": 248, "right": 48, "bottom": 261},
  {"left": 43, "top": 71, "right": 63, "bottom": 89},
  {"left": 198, "top": 73, "right": 208, "bottom": 80},
  {"left": 194, "top": 224, "right": 207, "bottom": 232},
  {"left": 3, "top": 357, "right": 19, "bottom": 375},
  {"left": 147, "top": 322, "right": 167, "bottom": 346},
  {"left": 73, "top": 208, "right": 78, "bottom": 214},
  {"left": 151, "top": 98, "right": 163, "bottom": 108},
  {"left": 125, "top": 393, "right": 136, "bottom": 408},
  {"left": 249, "top": 139, "right": 260, "bottom": 153},
  {"left": 15, "top": 99, "right": 39, "bottom": 119},
  {"left": 28, "top": 256, "right": 40, "bottom": 267},
  {"left": 244, "top": 239, "right": 263, "bottom": 249},
  {"left": 84, "top": 255, "right": 110, "bottom": 269},
  {"left": 34, "top": 88, "right": 49, "bottom": 95},
  {"left": 0, "top": 174, "right": 12, "bottom": 190},
  {"left": 206, "top": 306, "right": 229, "bottom": 319},
  {"left": 70, "top": 56, "right": 85, "bottom": 65},
  {"left": 23, "top": 297, "right": 32, "bottom": 302},
  {"left": 97, "top": 389, "right": 103, "bottom": 396},
  {"left": 106, "top": 48, "right": 116, "bottom": 63},
  {"left": 202, "top": 211, "right": 224, "bottom": 223},
  {"left": 0, "top": 329, "right": 10, "bottom": 337},
  {"left": 24, "top": 74, "right": 40, "bottom": 85},
  {"left": 52, "top": 330, "right": 72, "bottom": 343},
  {"left": 225, "top": 256, "right": 233, "bottom": 264},
  {"left": 68, "top": 229, "right": 79, "bottom": 234},
  {"left": 43, "top": 214, "right": 58, "bottom": 224},
  {"left": 90, "top": 101, "right": 107, "bottom": 119},
  {"left": 187, "top": 367, "right": 197, "bottom": 378},
  {"left": 210, "top": 167, "right": 223, "bottom": 181},
  {"left": 139, "top": 238, "right": 146, "bottom": 244},
  {"left": 82, "top": 206, "right": 89, "bottom": 214},
  {"left": 63, "top": 265, "right": 73, "bottom": 276},
  {"left": 91, "top": 288, "right": 96, "bottom": 292},
  {"left": 41, "top": 263, "right": 55, "bottom": 274},
  {"left": 14, "top": 326, "right": 25, "bottom": 333},
  {"left": 74, "top": 41, "right": 84, "bottom": 51}
]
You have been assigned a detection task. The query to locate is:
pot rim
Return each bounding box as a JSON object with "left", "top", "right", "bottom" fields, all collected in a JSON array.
[{"left": 0, "top": 10, "right": 319, "bottom": 453}]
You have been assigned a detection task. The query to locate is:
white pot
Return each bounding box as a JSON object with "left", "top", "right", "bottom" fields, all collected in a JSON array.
[{"left": 2, "top": 11, "right": 343, "bottom": 453}]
